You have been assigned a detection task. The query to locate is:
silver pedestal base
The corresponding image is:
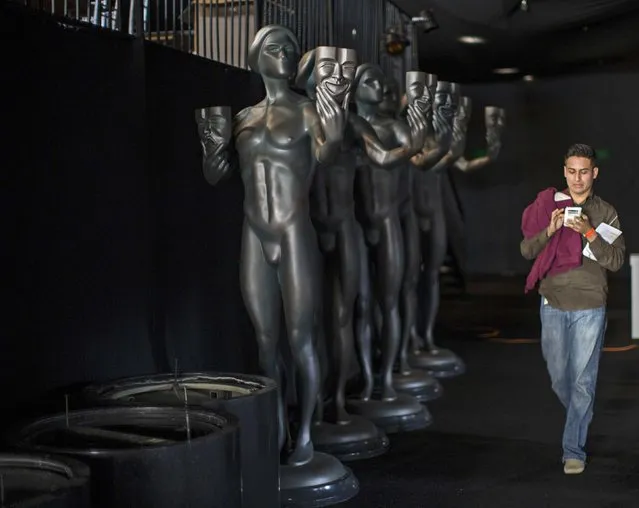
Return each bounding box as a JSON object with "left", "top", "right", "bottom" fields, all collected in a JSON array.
[
  {"left": 391, "top": 369, "right": 443, "bottom": 402},
  {"left": 409, "top": 347, "right": 466, "bottom": 378},
  {"left": 311, "top": 415, "right": 390, "bottom": 462},
  {"left": 280, "top": 452, "right": 359, "bottom": 507},
  {"left": 345, "top": 393, "right": 432, "bottom": 434}
]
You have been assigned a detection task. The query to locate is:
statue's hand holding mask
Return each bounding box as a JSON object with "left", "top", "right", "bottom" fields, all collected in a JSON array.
[
  {"left": 432, "top": 82, "right": 457, "bottom": 147},
  {"left": 313, "top": 47, "right": 357, "bottom": 142},
  {"left": 404, "top": 71, "right": 430, "bottom": 152}
]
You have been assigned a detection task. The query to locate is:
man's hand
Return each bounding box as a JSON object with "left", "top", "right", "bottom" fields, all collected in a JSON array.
[
  {"left": 546, "top": 208, "right": 565, "bottom": 237},
  {"left": 566, "top": 214, "right": 594, "bottom": 237}
]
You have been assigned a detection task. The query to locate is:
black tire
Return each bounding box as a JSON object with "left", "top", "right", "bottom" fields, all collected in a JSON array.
[
  {"left": 7, "top": 406, "right": 241, "bottom": 508},
  {"left": 81, "top": 372, "right": 280, "bottom": 508},
  {"left": 0, "top": 453, "right": 90, "bottom": 508}
]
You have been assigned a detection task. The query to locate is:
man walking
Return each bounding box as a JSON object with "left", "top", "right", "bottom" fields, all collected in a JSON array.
[{"left": 520, "top": 143, "right": 625, "bottom": 474}]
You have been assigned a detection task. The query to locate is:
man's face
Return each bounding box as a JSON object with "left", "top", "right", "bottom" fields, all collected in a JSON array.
[
  {"left": 314, "top": 47, "right": 357, "bottom": 106},
  {"left": 564, "top": 156, "right": 598, "bottom": 198}
]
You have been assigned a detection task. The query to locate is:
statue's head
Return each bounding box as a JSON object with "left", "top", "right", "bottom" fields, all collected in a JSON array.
[
  {"left": 353, "top": 64, "right": 385, "bottom": 105},
  {"left": 379, "top": 76, "right": 400, "bottom": 117},
  {"left": 248, "top": 25, "right": 300, "bottom": 79}
]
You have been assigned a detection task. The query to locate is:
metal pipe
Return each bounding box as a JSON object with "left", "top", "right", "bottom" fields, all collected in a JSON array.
[
  {"left": 216, "top": 0, "right": 220, "bottom": 61},
  {"left": 231, "top": 0, "right": 235, "bottom": 67},
  {"left": 243, "top": 0, "right": 249, "bottom": 69},
  {"left": 224, "top": 0, "right": 228, "bottom": 63}
]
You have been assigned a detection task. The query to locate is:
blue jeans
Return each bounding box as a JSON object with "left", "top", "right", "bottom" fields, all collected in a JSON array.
[{"left": 540, "top": 299, "right": 607, "bottom": 462}]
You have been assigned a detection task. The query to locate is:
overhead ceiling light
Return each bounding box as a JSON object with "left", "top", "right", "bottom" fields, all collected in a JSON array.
[
  {"left": 523, "top": 74, "right": 534, "bottom": 81},
  {"left": 411, "top": 9, "right": 439, "bottom": 33},
  {"left": 493, "top": 67, "right": 519, "bottom": 75},
  {"left": 458, "top": 35, "right": 486, "bottom": 44}
]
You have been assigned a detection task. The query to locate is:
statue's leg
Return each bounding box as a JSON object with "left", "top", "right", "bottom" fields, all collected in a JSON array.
[
  {"left": 326, "top": 216, "right": 360, "bottom": 422},
  {"left": 239, "top": 221, "right": 285, "bottom": 450},
  {"left": 280, "top": 220, "right": 322, "bottom": 466},
  {"left": 375, "top": 215, "right": 404, "bottom": 400},
  {"left": 353, "top": 222, "right": 374, "bottom": 400},
  {"left": 314, "top": 249, "right": 329, "bottom": 424},
  {"left": 399, "top": 206, "right": 420, "bottom": 373},
  {"left": 421, "top": 182, "right": 447, "bottom": 351}
]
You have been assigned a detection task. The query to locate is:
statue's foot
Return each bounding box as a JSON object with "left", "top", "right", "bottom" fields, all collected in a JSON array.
[
  {"left": 398, "top": 360, "right": 412, "bottom": 376},
  {"left": 287, "top": 439, "right": 314, "bottom": 467},
  {"left": 359, "top": 381, "right": 373, "bottom": 401},
  {"left": 334, "top": 407, "right": 351, "bottom": 424},
  {"left": 380, "top": 385, "right": 397, "bottom": 401}
]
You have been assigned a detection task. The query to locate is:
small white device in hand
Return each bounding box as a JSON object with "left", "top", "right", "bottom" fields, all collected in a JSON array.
[{"left": 563, "top": 207, "right": 582, "bottom": 226}]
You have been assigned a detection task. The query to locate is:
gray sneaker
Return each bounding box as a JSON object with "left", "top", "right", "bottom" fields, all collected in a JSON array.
[{"left": 563, "top": 459, "right": 585, "bottom": 475}]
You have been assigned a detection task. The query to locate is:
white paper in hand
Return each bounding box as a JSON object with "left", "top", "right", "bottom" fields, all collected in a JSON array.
[{"left": 583, "top": 222, "right": 622, "bottom": 261}]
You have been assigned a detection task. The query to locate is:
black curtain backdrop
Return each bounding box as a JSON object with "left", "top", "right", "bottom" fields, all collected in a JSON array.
[{"left": 1, "top": 4, "right": 263, "bottom": 416}]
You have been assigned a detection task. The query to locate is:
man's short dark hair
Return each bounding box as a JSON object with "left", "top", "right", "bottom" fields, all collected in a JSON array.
[{"left": 565, "top": 143, "right": 597, "bottom": 165}]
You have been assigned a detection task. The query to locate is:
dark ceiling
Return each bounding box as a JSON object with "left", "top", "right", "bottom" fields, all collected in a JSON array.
[{"left": 392, "top": 0, "right": 639, "bottom": 83}]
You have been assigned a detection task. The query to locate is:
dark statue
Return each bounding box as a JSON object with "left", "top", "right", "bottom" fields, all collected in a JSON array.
[
  {"left": 345, "top": 64, "right": 432, "bottom": 433},
  {"left": 196, "top": 25, "right": 359, "bottom": 506},
  {"left": 409, "top": 81, "right": 464, "bottom": 377},
  {"left": 294, "top": 46, "right": 411, "bottom": 460},
  {"left": 410, "top": 92, "right": 505, "bottom": 378},
  {"left": 380, "top": 71, "right": 443, "bottom": 402}
]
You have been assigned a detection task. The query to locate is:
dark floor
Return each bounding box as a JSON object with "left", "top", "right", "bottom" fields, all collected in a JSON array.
[{"left": 342, "top": 276, "right": 639, "bottom": 507}]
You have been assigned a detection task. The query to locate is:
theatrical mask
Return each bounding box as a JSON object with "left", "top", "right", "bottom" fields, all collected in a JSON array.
[
  {"left": 313, "top": 46, "right": 357, "bottom": 107},
  {"left": 405, "top": 71, "right": 433, "bottom": 118},
  {"left": 195, "top": 106, "right": 232, "bottom": 157},
  {"left": 450, "top": 96, "right": 472, "bottom": 159},
  {"left": 485, "top": 106, "right": 506, "bottom": 146}
]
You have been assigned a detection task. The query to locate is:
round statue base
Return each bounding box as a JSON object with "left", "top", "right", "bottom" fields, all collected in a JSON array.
[
  {"left": 410, "top": 347, "right": 466, "bottom": 378},
  {"left": 345, "top": 393, "right": 432, "bottom": 434},
  {"left": 280, "top": 452, "right": 359, "bottom": 507},
  {"left": 390, "top": 369, "right": 443, "bottom": 402},
  {"left": 311, "top": 415, "right": 390, "bottom": 462}
]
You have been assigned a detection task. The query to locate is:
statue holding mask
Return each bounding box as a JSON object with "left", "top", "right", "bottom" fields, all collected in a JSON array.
[
  {"left": 294, "top": 46, "right": 395, "bottom": 461},
  {"left": 411, "top": 95, "right": 506, "bottom": 379},
  {"left": 385, "top": 71, "right": 444, "bottom": 403},
  {"left": 409, "top": 80, "right": 463, "bottom": 378},
  {"left": 346, "top": 64, "right": 432, "bottom": 433},
  {"left": 196, "top": 26, "right": 359, "bottom": 506}
]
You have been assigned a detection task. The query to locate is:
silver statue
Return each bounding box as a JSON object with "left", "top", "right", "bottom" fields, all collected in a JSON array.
[
  {"left": 295, "top": 49, "right": 428, "bottom": 449},
  {"left": 409, "top": 81, "right": 464, "bottom": 377},
  {"left": 345, "top": 66, "right": 430, "bottom": 434},
  {"left": 386, "top": 71, "right": 443, "bottom": 402},
  {"left": 196, "top": 26, "right": 346, "bottom": 470}
]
